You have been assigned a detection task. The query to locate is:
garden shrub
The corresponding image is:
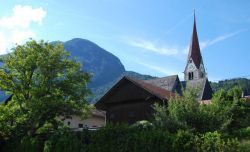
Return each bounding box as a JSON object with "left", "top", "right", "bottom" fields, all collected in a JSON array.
[
  {"left": 196, "top": 131, "right": 240, "bottom": 152},
  {"left": 0, "top": 125, "right": 243, "bottom": 152},
  {"left": 239, "top": 140, "right": 250, "bottom": 152},
  {"left": 1, "top": 136, "right": 41, "bottom": 152},
  {"left": 172, "top": 130, "right": 195, "bottom": 152}
]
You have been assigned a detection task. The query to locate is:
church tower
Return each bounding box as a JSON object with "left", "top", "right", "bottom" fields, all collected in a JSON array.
[{"left": 184, "top": 13, "right": 206, "bottom": 81}]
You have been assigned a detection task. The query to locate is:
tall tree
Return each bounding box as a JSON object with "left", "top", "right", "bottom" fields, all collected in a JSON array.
[{"left": 0, "top": 40, "right": 91, "bottom": 138}]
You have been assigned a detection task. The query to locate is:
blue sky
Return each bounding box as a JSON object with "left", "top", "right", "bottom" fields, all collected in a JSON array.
[{"left": 0, "top": 0, "right": 250, "bottom": 81}]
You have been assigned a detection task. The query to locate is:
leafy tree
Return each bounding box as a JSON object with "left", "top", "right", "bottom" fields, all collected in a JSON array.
[
  {"left": 196, "top": 131, "right": 240, "bottom": 152},
  {"left": 172, "top": 130, "right": 196, "bottom": 152},
  {"left": 168, "top": 89, "right": 201, "bottom": 131},
  {"left": 154, "top": 89, "right": 205, "bottom": 132},
  {"left": 210, "top": 87, "right": 250, "bottom": 132},
  {"left": 211, "top": 78, "right": 250, "bottom": 95},
  {"left": 0, "top": 40, "right": 91, "bottom": 138},
  {"left": 198, "top": 90, "right": 235, "bottom": 132},
  {"left": 0, "top": 100, "right": 28, "bottom": 139},
  {"left": 153, "top": 87, "right": 250, "bottom": 133}
]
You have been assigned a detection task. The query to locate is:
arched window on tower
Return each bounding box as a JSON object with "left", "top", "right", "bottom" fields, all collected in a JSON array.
[{"left": 188, "top": 72, "right": 194, "bottom": 80}]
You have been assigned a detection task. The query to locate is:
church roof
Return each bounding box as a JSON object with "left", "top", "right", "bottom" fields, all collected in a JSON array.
[
  {"left": 181, "top": 78, "right": 213, "bottom": 100},
  {"left": 201, "top": 79, "right": 214, "bottom": 100},
  {"left": 188, "top": 13, "right": 202, "bottom": 68},
  {"left": 144, "top": 75, "right": 179, "bottom": 91}
]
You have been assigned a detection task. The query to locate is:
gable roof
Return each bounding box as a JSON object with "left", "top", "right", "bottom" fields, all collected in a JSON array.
[
  {"left": 95, "top": 76, "right": 175, "bottom": 109},
  {"left": 181, "top": 78, "right": 213, "bottom": 101},
  {"left": 188, "top": 13, "right": 202, "bottom": 68},
  {"left": 201, "top": 79, "right": 213, "bottom": 100},
  {"left": 144, "top": 75, "right": 179, "bottom": 92},
  {"left": 131, "top": 77, "right": 175, "bottom": 100}
]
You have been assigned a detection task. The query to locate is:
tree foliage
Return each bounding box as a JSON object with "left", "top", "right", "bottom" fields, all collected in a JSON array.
[
  {"left": 153, "top": 87, "right": 250, "bottom": 133},
  {"left": 0, "top": 40, "right": 91, "bottom": 139},
  {"left": 211, "top": 78, "right": 250, "bottom": 95}
]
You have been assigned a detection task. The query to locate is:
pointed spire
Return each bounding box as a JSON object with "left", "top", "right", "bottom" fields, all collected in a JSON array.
[
  {"left": 194, "top": 9, "right": 196, "bottom": 24},
  {"left": 188, "top": 10, "right": 202, "bottom": 68}
]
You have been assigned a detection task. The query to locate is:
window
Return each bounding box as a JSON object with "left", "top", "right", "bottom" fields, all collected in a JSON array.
[
  {"left": 189, "top": 59, "right": 192, "bottom": 63},
  {"left": 79, "top": 123, "right": 83, "bottom": 128},
  {"left": 201, "top": 72, "right": 204, "bottom": 78},
  {"left": 188, "top": 72, "right": 194, "bottom": 80},
  {"left": 67, "top": 121, "right": 71, "bottom": 126}
]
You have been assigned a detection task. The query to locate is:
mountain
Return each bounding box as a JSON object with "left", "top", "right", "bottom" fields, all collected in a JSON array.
[{"left": 64, "top": 38, "right": 125, "bottom": 89}]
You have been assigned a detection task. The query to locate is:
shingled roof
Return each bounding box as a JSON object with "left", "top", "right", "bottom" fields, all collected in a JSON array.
[
  {"left": 188, "top": 13, "right": 202, "bottom": 68},
  {"left": 181, "top": 78, "right": 213, "bottom": 100},
  {"left": 144, "top": 75, "right": 178, "bottom": 91},
  {"left": 129, "top": 77, "right": 175, "bottom": 100},
  {"left": 95, "top": 76, "right": 175, "bottom": 110}
]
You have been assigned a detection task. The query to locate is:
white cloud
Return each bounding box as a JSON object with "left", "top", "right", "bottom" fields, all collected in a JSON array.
[
  {"left": 0, "top": 32, "right": 8, "bottom": 54},
  {"left": 200, "top": 29, "right": 247, "bottom": 50},
  {"left": 0, "top": 5, "right": 46, "bottom": 54},
  {"left": 134, "top": 59, "right": 178, "bottom": 76},
  {"left": 134, "top": 60, "right": 185, "bottom": 79},
  {"left": 11, "top": 29, "right": 36, "bottom": 44},
  {"left": 127, "top": 38, "right": 179, "bottom": 56},
  {"left": 0, "top": 5, "right": 46, "bottom": 29}
]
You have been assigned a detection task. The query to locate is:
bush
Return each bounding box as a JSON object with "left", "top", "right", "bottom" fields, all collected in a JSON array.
[
  {"left": 196, "top": 131, "right": 240, "bottom": 152},
  {"left": 0, "top": 125, "right": 242, "bottom": 152},
  {"left": 172, "top": 130, "right": 195, "bottom": 152},
  {"left": 232, "top": 126, "right": 250, "bottom": 139},
  {"left": 239, "top": 140, "right": 250, "bottom": 152},
  {"left": 1, "top": 136, "right": 41, "bottom": 152},
  {"left": 131, "top": 120, "right": 153, "bottom": 130},
  {"left": 89, "top": 124, "right": 173, "bottom": 152}
]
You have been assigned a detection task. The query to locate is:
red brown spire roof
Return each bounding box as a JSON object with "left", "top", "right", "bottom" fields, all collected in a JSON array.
[{"left": 188, "top": 12, "right": 202, "bottom": 68}]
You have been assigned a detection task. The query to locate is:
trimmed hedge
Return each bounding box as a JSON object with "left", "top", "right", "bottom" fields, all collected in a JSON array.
[{"left": 0, "top": 125, "right": 245, "bottom": 152}]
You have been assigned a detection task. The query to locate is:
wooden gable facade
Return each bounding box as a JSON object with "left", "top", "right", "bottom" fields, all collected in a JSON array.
[{"left": 95, "top": 76, "right": 174, "bottom": 124}]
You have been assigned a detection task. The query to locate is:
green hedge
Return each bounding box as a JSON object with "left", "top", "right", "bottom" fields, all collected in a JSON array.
[{"left": 0, "top": 125, "right": 245, "bottom": 152}]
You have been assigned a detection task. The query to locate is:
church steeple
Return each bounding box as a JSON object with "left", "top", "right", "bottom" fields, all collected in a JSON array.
[
  {"left": 184, "top": 12, "right": 206, "bottom": 81},
  {"left": 188, "top": 11, "right": 202, "bottom": 68}
]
